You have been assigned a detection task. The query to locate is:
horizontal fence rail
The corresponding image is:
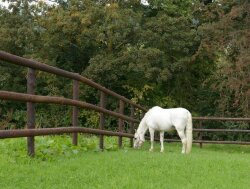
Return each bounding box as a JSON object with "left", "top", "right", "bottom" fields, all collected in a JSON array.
[
  {"left": 193, "top": 129, "right": 250, "bottom": 133},
  {"left": 0, "top": 127, "right": 134, "bottom": 139},
  {"left": 0, "top": 51, "right": 147, "bottom": 112},
  {"left": 164, "top": 139, "right": 250, "bottom": 145},
  {"left": 0, "top": 51, "right": 250, "bottom": 157},
  {"left": 192, "top": 117, "right": 250, "bottom": 148},
  {"left": 0, "top": 50, "right": 147, "bottom": 156},
  {"left": 0, "top": 91, "right": 139, "bottom": 123},
  {"left": 193, "top": 117, "right": 250, "bottom": 121}
]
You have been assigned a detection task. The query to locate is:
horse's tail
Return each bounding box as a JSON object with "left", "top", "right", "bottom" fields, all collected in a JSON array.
[{"left": 185, "top": 112, "right": 193, "bottom": 154}]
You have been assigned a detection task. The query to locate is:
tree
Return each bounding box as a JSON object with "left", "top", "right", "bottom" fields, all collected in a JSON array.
[{"left": 194, "top": 0, "right": 250, "bottom": 117}]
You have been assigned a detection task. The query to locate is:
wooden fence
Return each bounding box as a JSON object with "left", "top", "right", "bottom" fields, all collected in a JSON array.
[{"left": 0, "top": 51, "right": 249, "bottom": 156}]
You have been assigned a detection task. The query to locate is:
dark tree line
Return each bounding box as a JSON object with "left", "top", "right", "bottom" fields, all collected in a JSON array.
[{"left": 0, "top": 0, "right": 249, "bottom": 140}]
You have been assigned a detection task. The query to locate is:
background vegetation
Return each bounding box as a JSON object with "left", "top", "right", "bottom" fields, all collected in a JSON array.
[{"left": 0, "top": 0, "right": 249, "bottom": 140}]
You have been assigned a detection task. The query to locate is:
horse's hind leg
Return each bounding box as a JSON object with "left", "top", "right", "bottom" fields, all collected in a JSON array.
[
  {"left": 176, "top": 129, "right": 187, "bottom": 154},
  {"left": 149, "top": 127, "right": 154, "bottom": 152},
  {"left": 160, "top": 131, "right": 164, "bottom": 153}
]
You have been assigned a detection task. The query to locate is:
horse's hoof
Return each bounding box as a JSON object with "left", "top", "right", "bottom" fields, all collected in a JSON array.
[
  {"left": 149, "top": 149, "right": 153, "bottom": 152},
  {"left": 160, "top": 151, "right": 164, "bottom": 153}
]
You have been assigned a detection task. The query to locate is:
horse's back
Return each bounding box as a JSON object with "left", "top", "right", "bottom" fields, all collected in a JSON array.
[
  {"left": 148, "top": 106, "right": 190, "bottom": 115},
  {"left": 144, "top": 106, "right": 190, "bottom": 130},
  {"left": 167, "top": 108, "right": 190, "bottom": 129}
]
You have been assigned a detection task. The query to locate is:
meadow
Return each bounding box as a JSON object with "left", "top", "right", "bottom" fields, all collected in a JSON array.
[{"left": 0, "top": 135, "right": 250, "bottom": 189}]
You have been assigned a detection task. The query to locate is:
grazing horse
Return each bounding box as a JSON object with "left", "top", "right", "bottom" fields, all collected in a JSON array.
[{"left": 134, "top": 106, "right": 193, "bottom": 154}]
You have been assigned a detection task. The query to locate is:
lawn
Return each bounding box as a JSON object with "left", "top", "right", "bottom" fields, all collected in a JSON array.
[{"left": 0, "top": 135, "right": 250, "bottom": 189}]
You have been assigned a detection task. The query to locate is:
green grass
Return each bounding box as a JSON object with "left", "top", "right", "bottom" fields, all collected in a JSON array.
[{"left": 0, "top": 136, "right": 250, "bottom": 189}]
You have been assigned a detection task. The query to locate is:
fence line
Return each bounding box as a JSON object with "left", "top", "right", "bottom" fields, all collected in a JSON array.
[
  {"left": 193, "top": 117, "right": 250, "bottom": 121},
  {"left": 0, "top": 51, "right": 147, "bottom": 112},
  {"left": 164, "top": 139, "right": 250, "bottom": 145},
  {"left": 0, "top": 91, "right": 139, "bottom": 123},
  {"left": 192, "top": 118, "right": 250, "bottom": 148},
  {"left": 193, "top": 129, "right": 250, "bottom": 133},
  {"left": 0, "top": 127, "right": 134, "bottom": 139},
  {"left": 0, "top": 51, "right": 250, "bottom": 157}
]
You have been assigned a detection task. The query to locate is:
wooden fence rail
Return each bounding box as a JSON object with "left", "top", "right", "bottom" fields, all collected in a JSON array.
[
  {"left": 192, "top": 118, "right": 250, "bottom": 148},
  {"left": 0, "top": 51, "right": 250, "bottom": 157},
  {"left": 0, "top": 51, "right": 147, "bottom": 111},
  {"left": 0, "top": 50, "right": 145, "bottom": 156}
]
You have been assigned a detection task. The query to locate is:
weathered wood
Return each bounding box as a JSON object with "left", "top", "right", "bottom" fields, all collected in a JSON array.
[
  {"left": 0, "top": 127, "right": 134, "bottom": 138},
  {"left": 0, "top": 91, "right": 139, "bottom": 123},
  {"left": 0, "top": 51, "right": 147, "bottom": 112},
  {"left": 72, "top": 80, "right": 79, "bottom": 145},
  {"left": 198, "top": 121, "right": 203, "bottom": 148},
  {"left": 1, "top": 128, "right": 250, "bottom": 146},
  {"left": 193, "top": 129, "right": 250, "bottom": 133},
  {"left": 118, "top": 100, "right": 124, "bottom": 148},
  {"left": 99, "top": 92, "right": 106, "bottom": 150},
  {"left": 27, "top": 68, "right": 36, "bottom": 157},
  {"left": 193, "top": 117, "right": 250, "bottom": 121},
  {"left": 130, "top": 106, "right": 135, "bottom": 147}
]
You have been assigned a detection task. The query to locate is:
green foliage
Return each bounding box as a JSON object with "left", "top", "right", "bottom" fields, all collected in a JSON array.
[
  {"left": 149, "top": 0, "right": 196, "bottom": 17},
  {"left": 34, "top": 135, "right": 99, "bottom": 160},
  {"left": 79, "top": 110, "right": 99, "bottom": 128},
  {"left": 35, "top": 105, "right": 71, "bottom": 128},
  {"left": 0, "top": 0, "right": 249, "bottom": 140},
  {"left": 0, "top": 135, "right": 132, "bottom": 161},
  {"left": 193, "top": 0, "right": 250, "bottom": 117}
]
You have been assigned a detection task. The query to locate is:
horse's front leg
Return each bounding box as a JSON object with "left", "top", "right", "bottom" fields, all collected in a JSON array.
[
  {"left": 149, "top": 128, "right": 154, "bottom": 152},
  {"left": 160, "top": 131, "right": 164, "bottom": 153}
]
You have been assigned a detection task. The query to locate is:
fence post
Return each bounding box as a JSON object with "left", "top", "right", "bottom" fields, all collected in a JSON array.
[
  {"left": 118, "top": 100, "right": 124, "bottom": 148},
  {"left": 27, "top": 68, "right": 36, "bottom": 157},
  {"left": 129, "top": 105, "right": 135, "bottom": 147},
  {"left": 99, "top": 91, "right": 106, "bottom": 150},
  {"left": 72, "top": 80, "right": 79, "bottom": 145},
  {"left": 199, "top": 120, "right": 203, "bottom": 148}
]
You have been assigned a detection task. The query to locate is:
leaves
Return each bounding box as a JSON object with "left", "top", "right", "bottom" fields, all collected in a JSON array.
[
  {"left": 0, "top": 0, "right": 249, "bottom": 135},
  {"left": 0, "top": 136, "right": 132, "bottom": 161}
]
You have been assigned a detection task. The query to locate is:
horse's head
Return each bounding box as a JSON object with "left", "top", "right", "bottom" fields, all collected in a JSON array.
[{"left": 133, "top": 130, "right": 145, "bottom": 149}]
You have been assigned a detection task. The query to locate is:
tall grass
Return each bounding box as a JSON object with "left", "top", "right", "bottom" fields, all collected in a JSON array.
[{"left": 0, "top": 136, "right": 249, "bottom": 189}]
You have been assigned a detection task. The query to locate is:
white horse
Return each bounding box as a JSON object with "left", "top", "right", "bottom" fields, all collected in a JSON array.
[{"left": 134, "top": 106, "right": 193, "bottom": 154}]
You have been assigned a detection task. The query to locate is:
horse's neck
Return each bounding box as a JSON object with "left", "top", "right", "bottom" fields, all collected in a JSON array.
[{"left": 137, "top": 119, "right": 148, "bottom": 136}]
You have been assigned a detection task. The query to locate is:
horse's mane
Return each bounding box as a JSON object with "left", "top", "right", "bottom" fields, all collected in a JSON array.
[{"left": 137, "top": 118, "right": 148, "bottom": 135}]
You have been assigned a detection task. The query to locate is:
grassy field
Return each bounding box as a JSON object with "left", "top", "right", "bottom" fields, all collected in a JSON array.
[{"left": 0, "top": 135, "right": 250, "bottom": 189}]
